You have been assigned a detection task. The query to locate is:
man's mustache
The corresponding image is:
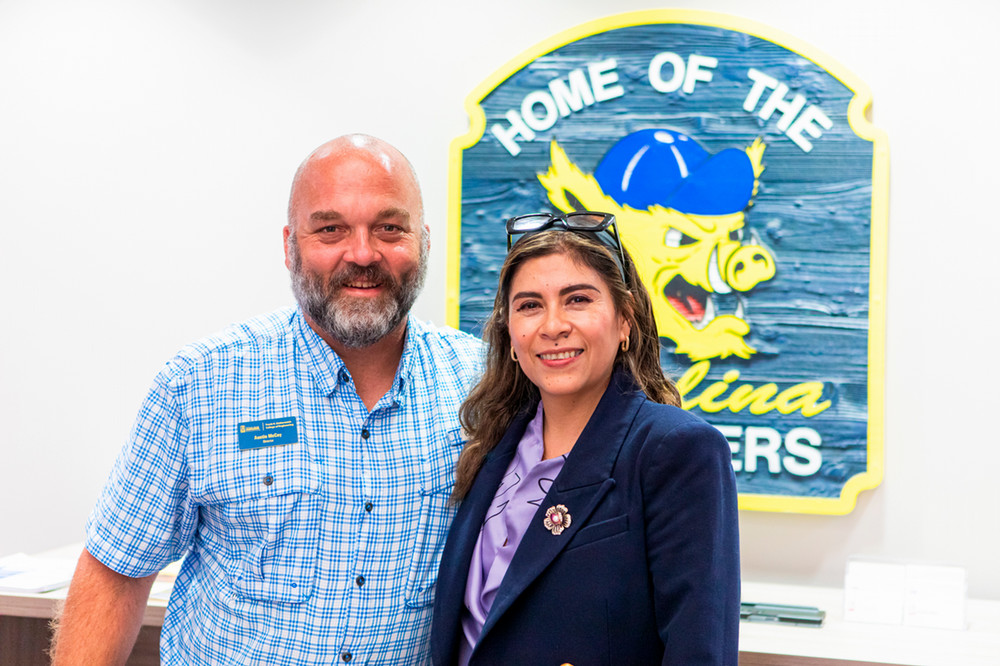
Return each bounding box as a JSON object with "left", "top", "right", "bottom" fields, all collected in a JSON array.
[{"left": 329, "top": 264, "right": 395, "bottom": 290}]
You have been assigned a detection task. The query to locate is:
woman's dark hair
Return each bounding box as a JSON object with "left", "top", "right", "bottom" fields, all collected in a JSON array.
[{"left": 452, "top": 229, "right": 680, "bottom": 501}]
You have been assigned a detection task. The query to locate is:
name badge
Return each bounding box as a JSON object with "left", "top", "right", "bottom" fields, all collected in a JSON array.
[{"left": 238, "top": 417, "right": 299, "bottom": 450}]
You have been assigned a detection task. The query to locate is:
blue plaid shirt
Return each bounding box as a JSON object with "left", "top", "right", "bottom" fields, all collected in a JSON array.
[{"left": 86, "top": 307, "right": 482, "bottom": 665}]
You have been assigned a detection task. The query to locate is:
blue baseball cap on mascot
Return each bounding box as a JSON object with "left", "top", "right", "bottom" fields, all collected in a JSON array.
[{"left": 593, "top": 129, "right": 756, "bottom": 215}]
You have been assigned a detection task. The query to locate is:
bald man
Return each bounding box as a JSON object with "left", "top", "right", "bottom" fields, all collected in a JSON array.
[{"left": 52, "top": 136, "right": 482, "bottom": 665}]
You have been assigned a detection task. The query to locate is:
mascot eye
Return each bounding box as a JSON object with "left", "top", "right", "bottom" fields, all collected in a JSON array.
[
  {"left": 665, "top": 228, "right": 697, "bottom": 247},
  {"left": 729, "top": 229, "right": 744, "bottom": 242}
]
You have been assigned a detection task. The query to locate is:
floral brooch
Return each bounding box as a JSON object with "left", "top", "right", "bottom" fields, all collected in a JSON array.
[{"left": 543, "top": 504, "right": 572, "bottom": 535}]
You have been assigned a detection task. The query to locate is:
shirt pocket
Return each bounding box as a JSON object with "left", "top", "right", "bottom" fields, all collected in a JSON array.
[
  {"left": 403, "top": 427, "right": 464, "bottom": 608},
  {"left": 202, "top": 454, "right": 323, "bottom": 604}
]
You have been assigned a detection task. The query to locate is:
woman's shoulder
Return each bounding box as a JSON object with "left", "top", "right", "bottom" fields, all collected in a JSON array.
[
  {"left": 630, "top": 398, "right": 730, "bottom": 460},
  {"left": 633, "top": 398, "right": 712, "bottom": 431}
]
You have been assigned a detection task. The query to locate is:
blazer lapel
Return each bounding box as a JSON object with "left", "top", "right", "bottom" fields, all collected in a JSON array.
[
  {"left": 477, "top": 371, "right": 646, "bottom": 644},
  {"left": 433, "top": 410, "right": 532, "bottom": 665}
]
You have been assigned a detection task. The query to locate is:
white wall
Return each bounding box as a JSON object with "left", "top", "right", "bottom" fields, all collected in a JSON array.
[{"left": 2, "top": 0, "right": 999, "bottom": 599}]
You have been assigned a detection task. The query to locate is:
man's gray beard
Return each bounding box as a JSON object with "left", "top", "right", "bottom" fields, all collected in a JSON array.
[{"left": 288, "top": 231, "right": 428, "bottom": 349}]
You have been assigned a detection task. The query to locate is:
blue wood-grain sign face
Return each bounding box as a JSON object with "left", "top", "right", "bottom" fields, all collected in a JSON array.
[{"left": 447, "top": 10, "right": 889, "bottom": 514}]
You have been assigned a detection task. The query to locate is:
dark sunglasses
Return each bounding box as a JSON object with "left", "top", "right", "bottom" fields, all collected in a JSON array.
[{"left": 504, "top": 212, "right": 627, "bottom": 281}]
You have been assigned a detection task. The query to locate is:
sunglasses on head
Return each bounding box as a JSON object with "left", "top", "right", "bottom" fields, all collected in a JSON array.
[{"left": 504, "top": 211, "right": 627, "bottom": 282}]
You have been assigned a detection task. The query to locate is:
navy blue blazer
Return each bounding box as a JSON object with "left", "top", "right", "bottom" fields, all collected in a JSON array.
[{"left": 431, "top": 371, "right": 740, "bottom": 665}]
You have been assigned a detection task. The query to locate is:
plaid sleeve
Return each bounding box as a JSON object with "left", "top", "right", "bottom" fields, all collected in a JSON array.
[{"left": 86, "top": 370, "right": 196, "bottom": 578}]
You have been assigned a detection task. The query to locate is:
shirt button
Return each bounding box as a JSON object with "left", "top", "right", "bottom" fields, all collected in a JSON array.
[
  {"left": 262, "top": 474, "right": 274, "bottom": 486},
  {"left": 361, "top": 428, "right": 370, "bottom": 439},
  {"left": 341, "top": 652, "right": 352, "bottom": 663},
  {"left": 355, "top": 575, "right": 365, "bottom": 587},
  {"left": 364, "top": 502, "right": 374, "bottom": 513}
]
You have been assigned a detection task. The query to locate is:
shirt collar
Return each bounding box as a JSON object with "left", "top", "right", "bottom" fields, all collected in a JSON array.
[
  {"left": 518, "top": 401, "right": 546, "bottom": 466},
  {"left": 294, "top": 308, "right": 417, "bottom": 406}
]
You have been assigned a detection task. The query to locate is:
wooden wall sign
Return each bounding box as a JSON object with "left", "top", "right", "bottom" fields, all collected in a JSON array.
[{"left": 449, "top": 10, "right": 889, "bottom": 514}]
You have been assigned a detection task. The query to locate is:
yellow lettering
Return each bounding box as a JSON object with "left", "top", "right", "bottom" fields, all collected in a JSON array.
[
  {"left": 691, "top": 380, "right": 729, "bottom": 412},
  {"left": 677, "top": 361, "right": 831, "bottom": 417},
  {"left": 687, "top": 369, "right": 741, "bottom": 413},
  {"left": 774, "top": 382, "right": 831, "bottom": 416},
  {"left": 728, "top": 383, "right": 779, "bottom": 414}
]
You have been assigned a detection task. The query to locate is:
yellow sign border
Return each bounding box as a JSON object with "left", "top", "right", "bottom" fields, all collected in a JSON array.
[{"left": 447, "top": 9, "right": 889, "bottom": 516}]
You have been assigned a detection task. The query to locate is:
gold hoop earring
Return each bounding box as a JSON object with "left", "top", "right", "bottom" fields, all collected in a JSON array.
[
  {"left": 510, "top": 346, "right": 518, "bottom": 362},
  {"left": 621, "top": 336, "right": 630, "bottom": 352}
]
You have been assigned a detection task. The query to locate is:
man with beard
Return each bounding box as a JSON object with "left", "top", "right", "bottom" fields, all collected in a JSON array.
[{"left": 51, "top": 135, "right": 482, "bottom": 666}]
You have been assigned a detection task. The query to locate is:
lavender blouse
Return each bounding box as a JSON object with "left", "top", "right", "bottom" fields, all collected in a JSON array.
[{"left": 457, "top": 403, "right": 567, "bottom": 664}]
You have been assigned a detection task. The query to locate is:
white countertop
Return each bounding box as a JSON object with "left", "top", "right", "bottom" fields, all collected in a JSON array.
[{"left": 740, "top": 581, "right": 1000, "bottom": 665}]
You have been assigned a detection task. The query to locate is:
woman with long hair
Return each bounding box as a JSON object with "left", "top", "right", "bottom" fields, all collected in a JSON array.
[{"left": 431, "top": 212, "right": 740, "bottom": 665}]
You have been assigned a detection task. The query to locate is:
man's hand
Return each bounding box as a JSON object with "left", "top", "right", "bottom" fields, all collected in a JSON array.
[{"left": 49, "top": 549, "right": 157, "bottom": 666}]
